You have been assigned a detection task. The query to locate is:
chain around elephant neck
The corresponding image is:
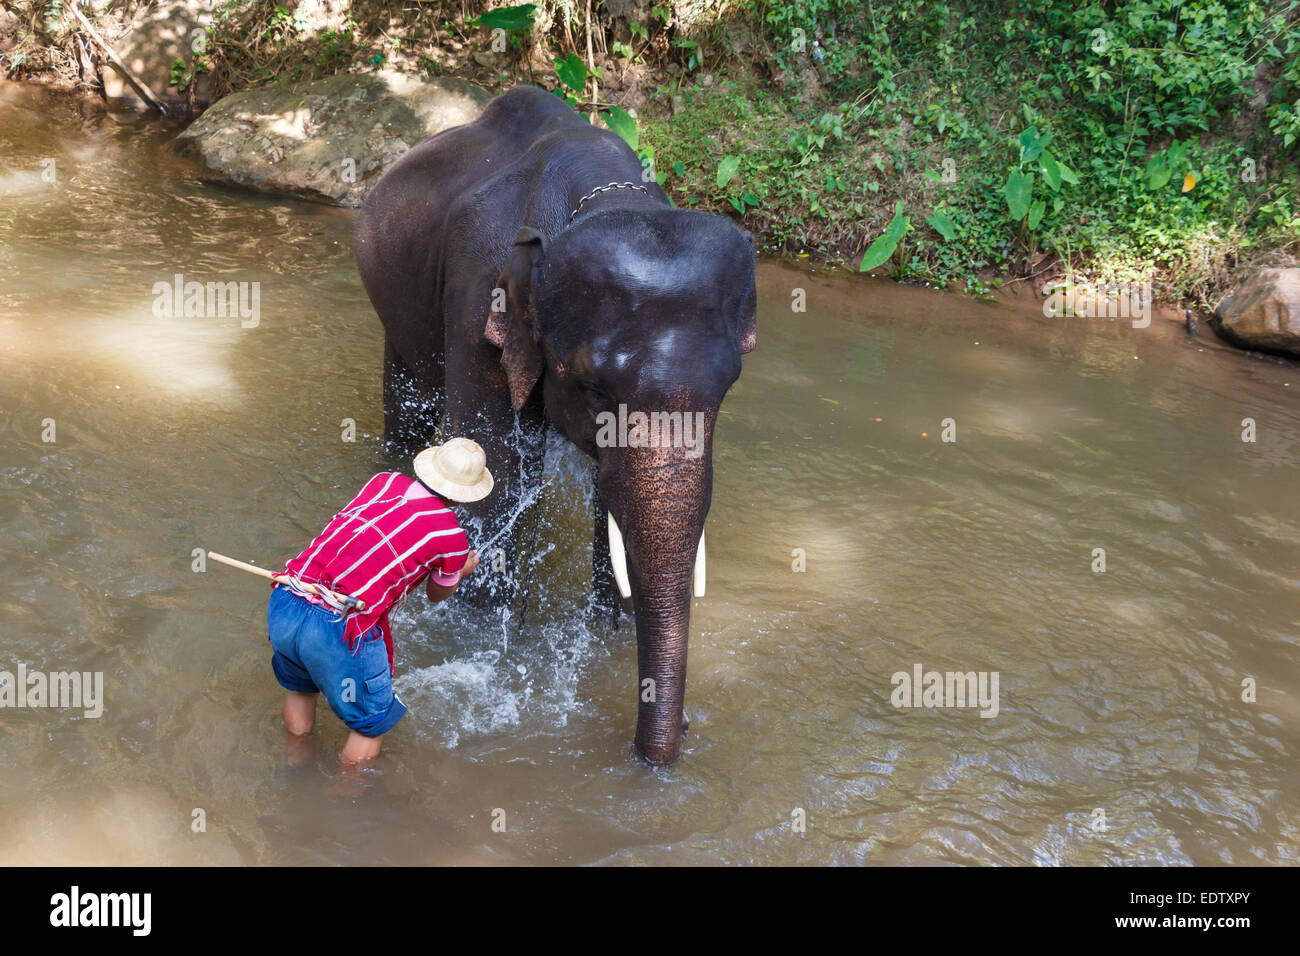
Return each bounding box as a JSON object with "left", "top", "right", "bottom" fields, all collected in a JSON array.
[{"left": 567, "top": 182, "right": 649, "bottom": 224}]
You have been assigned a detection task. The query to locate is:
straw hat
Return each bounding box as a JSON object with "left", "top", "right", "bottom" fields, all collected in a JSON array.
[{"left": 413, "top": 438, "right": 494, "bottom": 503}]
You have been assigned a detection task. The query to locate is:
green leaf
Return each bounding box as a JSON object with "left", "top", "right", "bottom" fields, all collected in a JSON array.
[
  {"left": 477, "top": 4, "right": 536, "bottom": 31},
  {"left": 859, "top": 202, "right": 910, "bottom": 272},
  {"left": 1040, "top": 151, "right": 1061, "bottom": 191},
  {"left": 926, "top": 212, "right": 957, "bottom": 241},
  {"left": 1027, "top": 199, "right": 1045, "bottom": 230},
  {"left": 716, "top": 155, "right": 741, "bottom": 189},
  {"left": 923, "top": 168, "right": 943, "bottom": 183},
  {"left": 882, "top": 202, "right": 909, "bottom": 242},
  {"left": 1005, "top": 169, "right": 1033, "bottom": 220},
  {"left": 1144, "top": 154, "right": 1171, "bottom": 190},
  {"left": 672, "top": 160, "right": 685, "bottom": 177},
  {"left": 1019, "top": 127, "right": 1052, "bottom": 164},
  {"left": 602, "top": 105, "right": 638, "bottom": 150},
  {"left": 1057, "top": 160, "right": 1079, "bottom": 185},
  {"left": 741, "top": 191, "right": 760, "bottom": 207},
  {"left": 728, "top": 196, "right": 745, "bottom": 214},
  {"left": 554, "top": 53, "right": 587, "bottom": 93}
]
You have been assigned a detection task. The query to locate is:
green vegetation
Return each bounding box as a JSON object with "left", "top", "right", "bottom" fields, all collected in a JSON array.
[
  {"left": 641, "top": 0, "right": 1300, "bottom": 306},
  {"left": 4, "top": 0, "right": 1297, "bottom": 307}
]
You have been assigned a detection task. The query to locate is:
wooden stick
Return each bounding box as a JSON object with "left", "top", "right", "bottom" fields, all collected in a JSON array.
[
  {"left": 207, "top": 551, "right": 367, "bottom": 612},
  {"left": 63, "top": 0, "right": 170, "bottom": 115}
]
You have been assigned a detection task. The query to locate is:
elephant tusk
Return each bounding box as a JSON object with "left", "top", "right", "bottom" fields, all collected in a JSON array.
[
  {"left": 607, "top": 512, "right": 632, "bottom": 600},
  {"left": 693, "top": 531, "right": 706, "bottom": 598}
]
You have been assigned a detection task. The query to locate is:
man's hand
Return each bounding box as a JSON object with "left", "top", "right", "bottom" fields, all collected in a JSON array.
[{"left": 426, "top": 550, "right": 479, "bottom": 603}]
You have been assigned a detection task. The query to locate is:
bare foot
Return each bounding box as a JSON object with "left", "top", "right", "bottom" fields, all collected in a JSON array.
[{"left": 331, "top": 764, "right": 370, "bottom": 798}]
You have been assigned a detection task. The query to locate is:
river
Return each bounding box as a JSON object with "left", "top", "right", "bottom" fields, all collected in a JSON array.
[{"left": 2, "top": 81, "right": 1298, "bottom": 865}]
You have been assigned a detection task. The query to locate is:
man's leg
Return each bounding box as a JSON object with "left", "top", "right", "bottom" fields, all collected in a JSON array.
[
  {"left": 283, "top": 691, "right": 317, "bottom": 735},
  {"left": 342, "top": 731, "right": 382, "bottom": 764}
]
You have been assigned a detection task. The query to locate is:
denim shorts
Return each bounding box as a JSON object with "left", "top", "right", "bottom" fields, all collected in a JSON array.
[{"left": 266, "top": 586, "right": 406, "bottom": 737}]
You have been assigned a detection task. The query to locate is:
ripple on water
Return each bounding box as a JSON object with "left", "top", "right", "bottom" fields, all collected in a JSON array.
[{"left": 2, "top": 82, "right": 1299, "bottom": 864}]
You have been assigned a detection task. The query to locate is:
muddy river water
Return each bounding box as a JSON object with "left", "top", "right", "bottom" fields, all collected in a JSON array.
[{"left": 2, "top": 82, "right": 1298, "bottom": 865}]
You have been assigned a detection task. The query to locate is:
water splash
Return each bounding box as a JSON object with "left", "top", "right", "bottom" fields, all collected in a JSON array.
[
  {"left": 393, "top": 605, "right": 610, "bottom": 751},
  {"left": 393, "top": 429, "right": 612, "bottom": 751}
]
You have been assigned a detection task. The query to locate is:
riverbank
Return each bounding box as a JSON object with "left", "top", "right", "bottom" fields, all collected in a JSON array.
[{"left": 4, "top": 1, "right": 1299, "bottom": 319}]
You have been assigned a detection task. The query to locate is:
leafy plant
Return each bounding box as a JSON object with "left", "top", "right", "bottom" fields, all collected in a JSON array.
[
  {"left": 712, "top": 154, "right": 759, "bottom": 214},
  {"left": 674, "top": 38, "right": 702, "bottom": 74},
  {"left": 1143, "top": 140, "right": 1197, "bottom": 192},
  {"left": 169, "top": 54, "right": 209, "bottom": 93},
  {"left": 265, "top": 5, "right": 309, "bottom": 42},
  {"left": 603, "top": 105, "right": 638, "bottom": 150},
  {"left": 788, "top": 110, "right": 846, "bottom": 167},
  {"left": 859, "top": 202, "right": 910, "bottom": 273},
  {"left": 1002, "top": 125, "right": 1078, "bottom": 240},
  {"left": 716, "top": 155, "right": 741, "bottom": 189},
  {"left": 473, "top": 4, "right": 536, "bottom": 32},
  {"left": 554, "top": 52, "right": 600, "bottom": 112},
  {"left": 926, "top": 211, "right": 958, "bottom": 241},
  {"left": 317, "top": 27, "right": 353, "bottom": 69},
  {"left": 554, "top": 53, "right": 586, "bottom": 92}
]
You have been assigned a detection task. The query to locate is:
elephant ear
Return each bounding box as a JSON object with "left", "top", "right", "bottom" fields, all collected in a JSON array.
[{"left": 485, "top": 227, "right": 546, "bottom": 411}]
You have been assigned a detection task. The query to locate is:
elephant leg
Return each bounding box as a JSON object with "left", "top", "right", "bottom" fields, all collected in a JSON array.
[
  {"left": 443, "top": 367, "right": 546, "bottom": 612},
  {"left": 382, "top": 335, "right": 440, "bottom": 454}
]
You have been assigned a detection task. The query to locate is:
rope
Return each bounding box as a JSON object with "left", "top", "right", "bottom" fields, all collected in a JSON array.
[{"left": 279, "top": 573, "right": 349, "bottom": 620}]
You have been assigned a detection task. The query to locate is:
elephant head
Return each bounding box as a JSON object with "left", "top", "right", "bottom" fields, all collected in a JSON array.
[{"left": 484, "top": 207, "right": 756, "bottom": 764}]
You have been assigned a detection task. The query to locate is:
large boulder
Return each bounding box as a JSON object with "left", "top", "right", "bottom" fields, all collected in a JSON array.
[
  {"left": 175, "top": 73, "right": 491, "bottom": 206},
  {"left": 103, "top": 0, "right": 213, "bottom": 111},
  {"left": 1212, "top": 267, "right": 1300, "bottom": 359}
]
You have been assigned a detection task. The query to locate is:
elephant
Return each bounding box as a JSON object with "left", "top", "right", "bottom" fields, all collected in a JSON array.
[{"left": 354, "top": 84, "right": 756, "bottom": 765}]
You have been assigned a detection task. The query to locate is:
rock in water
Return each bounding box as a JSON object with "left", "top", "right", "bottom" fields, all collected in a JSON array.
[
  {"left": 1212, "top": 267, "right": 1300, "bottom": 358},
  {"left": 175, "top": 73, "right": 491, "bottom": 206}
]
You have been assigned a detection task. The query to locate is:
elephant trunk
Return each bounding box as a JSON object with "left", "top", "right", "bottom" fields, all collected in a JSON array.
[{"left": 601, "top": 429, "right": 713, "bottom": 766}]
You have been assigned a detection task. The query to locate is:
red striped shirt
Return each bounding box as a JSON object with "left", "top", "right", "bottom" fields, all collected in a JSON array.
[{"left": 280, "top": 472, "right": 471, "bottom": 673}]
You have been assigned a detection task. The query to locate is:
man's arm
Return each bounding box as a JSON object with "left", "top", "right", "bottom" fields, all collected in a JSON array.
[{"left": 426, "top": 549, "right": 480, "bottom": 603}]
